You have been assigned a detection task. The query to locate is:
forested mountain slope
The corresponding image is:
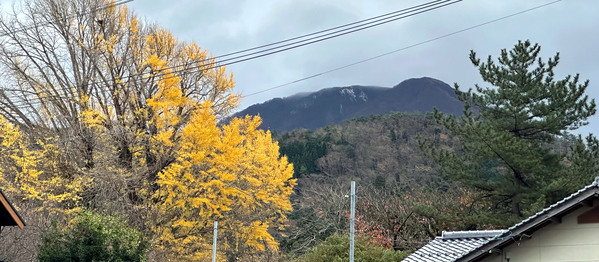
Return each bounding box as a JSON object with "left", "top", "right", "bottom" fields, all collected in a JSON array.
[
  {"left": 278, "top": 112, "right": 448, "bottom": 185},
  {"left": 277, "top": 109, "right": 592, "bottom": 257},
  {"left": 278, "top": 41, "right": 599, "bottom": 261},
  {"left": 277, "top": 112, "right": 465, "bottom": 254}
]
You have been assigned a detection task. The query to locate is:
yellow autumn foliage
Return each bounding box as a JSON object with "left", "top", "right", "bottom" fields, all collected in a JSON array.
[
  {"left": 0, "top": 0, "right": 290, "bottom": 260},
  {"left": 0, "top": 116, "right": 86, "bottom": 214},
  {"left": 153, "top": 102, "right": 295, "bottom": 261}
]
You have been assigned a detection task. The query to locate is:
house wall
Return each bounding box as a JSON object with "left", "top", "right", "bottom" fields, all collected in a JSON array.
[{"left": 481, "top": 205, "right": 599, "bottom": 262}]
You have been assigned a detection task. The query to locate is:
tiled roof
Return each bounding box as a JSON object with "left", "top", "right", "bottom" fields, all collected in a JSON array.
[
  {"left": 503, "top": 177, "right": 599, "bottom": 234},
  {"left": 402, "top": 230, "right": 505, "bottom": 262},
  {"left": 405, "top": 177, "right": 599, "bottom": 262},
  {"left": 456, "top": 176, "right": 599, "bottom": 261}
]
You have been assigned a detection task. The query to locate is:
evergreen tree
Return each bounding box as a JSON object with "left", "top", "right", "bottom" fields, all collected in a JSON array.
[
  {"left": 38, "top": 211, "right": 149, "bottom": 262},
  {"left": 421, "top": 40, "right": 596, "bottom": 218}
]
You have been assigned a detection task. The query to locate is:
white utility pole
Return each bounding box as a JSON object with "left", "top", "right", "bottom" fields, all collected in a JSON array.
[
  {"left": 350, "top": 181, "right": 355, "bottom": 262},
  {"left": 212, "top": 220, "right": 218, "bottom": 262}
]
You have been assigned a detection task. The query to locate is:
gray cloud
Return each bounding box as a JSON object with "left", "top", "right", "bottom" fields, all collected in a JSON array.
[{"left": 4, "top": 0, "right": 599, "bottom": 135}]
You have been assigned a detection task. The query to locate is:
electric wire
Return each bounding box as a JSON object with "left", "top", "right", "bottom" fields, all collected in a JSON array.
[
  {"left": 242, "top": 0, "right": 563, "bottom": 98},
  {"left": 0, "top": 0, "right": 463, "bottom": 109},
  {"left": 41, "top": 0, "right": 462, "bottom": 90},
  {"left": 0, "top": 0, "right": 561, "bottom": 110},
  {"left": 208, "top": 0, "right": 448, "bottom": 62},
  {"left": 0, "top": 1, "right": 521, "bottom": 247},
  {"left": 120, "top": 0, "right": 460, "bottom": 79},
  {"left": 145, "top": 0, "right": 464, "bottom": 80}
]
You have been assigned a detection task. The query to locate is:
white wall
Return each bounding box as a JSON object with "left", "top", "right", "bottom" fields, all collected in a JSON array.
[{"left": 481, "top": 204, "right": 599, "bottom": 262}]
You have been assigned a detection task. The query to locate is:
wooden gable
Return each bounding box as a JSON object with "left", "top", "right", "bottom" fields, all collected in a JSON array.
[{"left": 0, "top": 190, "right": 25, "bottom": 229}]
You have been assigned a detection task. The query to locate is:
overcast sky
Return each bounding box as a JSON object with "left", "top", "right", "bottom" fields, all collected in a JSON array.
[
  {"left": 3, "top": 0, "right": 598, "bottom": 135},
  {"left": 125, "top": 0, "right": 599, "bottom": 134}
]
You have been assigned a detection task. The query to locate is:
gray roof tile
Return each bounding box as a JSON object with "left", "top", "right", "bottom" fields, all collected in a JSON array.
[
  {"left": 455, "top": 177, "right": 599, "bottom": 261},
  {"left": 402, "top": 230, "right": 505, "bottom": 262},
  {"left": 405, "top": 177, "right": 599, "bottom": 262}
]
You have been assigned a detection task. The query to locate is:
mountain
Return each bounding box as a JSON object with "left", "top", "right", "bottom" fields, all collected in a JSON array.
[{"left": 233, "top": 77, "right": 463, "bottom": 132}]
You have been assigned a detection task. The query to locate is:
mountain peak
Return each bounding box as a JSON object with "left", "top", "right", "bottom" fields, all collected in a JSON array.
[
  {"left": 234, "top": 77, "right": 462, "bottom": 132},
  {"left": 394, "top": 76, "right": 449, "bottom": 88},
  {"left": 391, "top": 77, "right": 457, "bottom": 99}
]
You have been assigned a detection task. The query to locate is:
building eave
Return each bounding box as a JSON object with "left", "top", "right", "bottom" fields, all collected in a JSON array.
[
  {"left": 457, "top": 181, "right": 599, "bottom": 262},
  {"left": 0, "top": 189, "right": 25, "bottom": 229}
]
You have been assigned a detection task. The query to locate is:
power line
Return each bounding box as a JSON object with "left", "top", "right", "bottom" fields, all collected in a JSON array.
[
  {"left": 209, "top": 0, "right": 448, "bottom": 62},
  {"left": 0, "top": 0, "right": 464, "bottom": 110},
  {"left": 153, "top": 0, "right": 464, "bottom": 80},
  {"left": 86, "top": 0, "right": 463, "bottom": 90},
  {"left": 0, "top": 0, "right": 562, "bottom": 112},
  {"left": 242, "top": 0, "right": 563, "bottom": 98},
  {"left": 128, "top": 0, "right": 460, "bottom": 79},
  {"left": 74, "top": 0, "right": 466, "bottom": 85}
]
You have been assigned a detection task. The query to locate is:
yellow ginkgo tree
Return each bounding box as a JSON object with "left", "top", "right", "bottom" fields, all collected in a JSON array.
[
  {"left": 0, "top": 115, "right": 86, "bottom": 214},
  {"left": 0, "top": 0, "right": 293, "bottom": 260},
  {"left": 152, "top": 105, "right": 295, "bottom": 261},
  {"left": 144, "top": 54, "right": 295, "bottom": 260}
]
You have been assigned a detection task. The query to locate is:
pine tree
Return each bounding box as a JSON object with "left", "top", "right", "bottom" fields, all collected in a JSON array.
[{"left": 421, "top": 40, "right": 596, "bottom": 218}]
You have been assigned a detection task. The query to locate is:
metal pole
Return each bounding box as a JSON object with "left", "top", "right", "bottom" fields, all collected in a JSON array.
[
  {"left": 350, "top": 181, "right": 355, "bottom": 262},
  {"left": 212, "top": 220, "right": 218, "bottom": 262}
]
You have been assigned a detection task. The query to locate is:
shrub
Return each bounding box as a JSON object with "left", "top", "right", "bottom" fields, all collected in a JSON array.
[
  {"left": 38, "top": 210, "right": 149, "bottom": 262},
  {"left": 298, "top": 233, "right": 406, "bottom": 262}
]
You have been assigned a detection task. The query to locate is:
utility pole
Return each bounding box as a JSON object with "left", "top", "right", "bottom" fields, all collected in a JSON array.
[
  {"left": 212, "top": 220, "right": 218, "bottom": 262},
  {"left": 350, "top": 181, "right": 355, "bottom": 262}
]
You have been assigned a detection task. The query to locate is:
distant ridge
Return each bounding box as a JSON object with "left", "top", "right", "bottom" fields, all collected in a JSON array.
[{"left": 233, "top": 77, "right": 463, "bottom": 132}]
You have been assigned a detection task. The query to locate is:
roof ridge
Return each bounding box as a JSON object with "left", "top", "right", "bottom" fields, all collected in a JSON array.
[
  {"left": 441, "top": 230, "right": 506, "bottom": 239},
  {"left": 454, "top": 178, "right": 599, "bottom": 261},
  {"left": 403, "top": 178, "right": 599, "bottom": 262}
]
